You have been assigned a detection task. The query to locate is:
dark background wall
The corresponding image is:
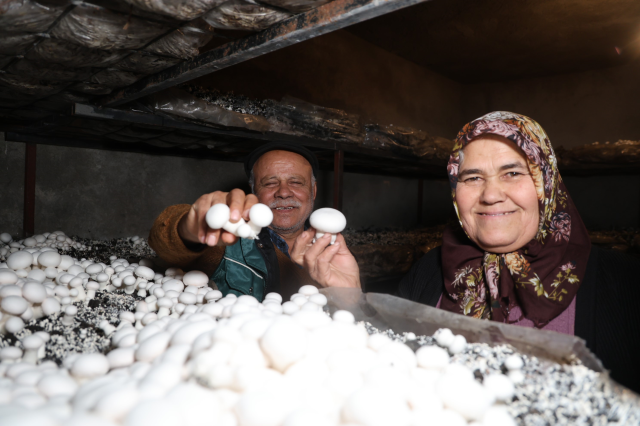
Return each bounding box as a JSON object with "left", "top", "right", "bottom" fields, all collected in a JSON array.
[{"left": 1, "top": 26, "right": 639, "bottom": 239}]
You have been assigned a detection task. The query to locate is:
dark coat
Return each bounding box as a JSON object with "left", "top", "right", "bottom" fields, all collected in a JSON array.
[{"left": 397, "top": 245, "right": 640, "bottom": 393}]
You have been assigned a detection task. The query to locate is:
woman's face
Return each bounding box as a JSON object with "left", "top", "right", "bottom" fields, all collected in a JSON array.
[{"left": 456, "top": 135, "right": 540, "bottom": 253}]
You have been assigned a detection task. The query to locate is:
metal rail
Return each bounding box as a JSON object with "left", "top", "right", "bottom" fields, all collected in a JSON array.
[{"left": 99, "top": 0, "right": 431, "bottom": 107}]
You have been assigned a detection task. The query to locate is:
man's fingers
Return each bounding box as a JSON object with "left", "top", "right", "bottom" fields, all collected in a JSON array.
[
  {"left": 314, "top": 242, "right": 341, "bottom": 285},
  {"left": 227, "top": 189, "right": 246, "bottom": 223},
  {"left": 242, "top": 194, "right": 259, "bottom": 221},
  {"left": 303, "top": 232, "right": 332, "bottom": 260},
  {"left": 290, "top": 229, "right": 314, "bottom": 265}
]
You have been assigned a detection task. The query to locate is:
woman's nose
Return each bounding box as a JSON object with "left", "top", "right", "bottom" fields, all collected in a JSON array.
[{"left": 480, "top": 178, "right": 506, "bottom": 204}]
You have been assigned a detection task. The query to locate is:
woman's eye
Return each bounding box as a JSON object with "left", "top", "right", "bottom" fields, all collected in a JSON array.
[{"left": 464, "top": 177, "right": 481, "bottom": 183}]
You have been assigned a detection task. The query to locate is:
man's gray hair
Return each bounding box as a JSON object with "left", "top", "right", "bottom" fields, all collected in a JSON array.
[
  {"left": 458, "top": 149, "right": 464, "bottom": 165},
  {"left": 248, "top": 168, "right": 316, "bottom": 194}
]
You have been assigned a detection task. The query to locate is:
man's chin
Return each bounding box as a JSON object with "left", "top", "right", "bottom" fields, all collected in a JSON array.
[{"left": 271, "top": 220, "right": 304, "bottom": 234}]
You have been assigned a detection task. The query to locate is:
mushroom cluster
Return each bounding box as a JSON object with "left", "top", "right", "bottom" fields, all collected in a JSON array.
[
  {"left": 206, "top": 203, "right": 274, "bottom": 240},
  {"left": 0, "top": 229, "right": 520, "bottom": 426}
]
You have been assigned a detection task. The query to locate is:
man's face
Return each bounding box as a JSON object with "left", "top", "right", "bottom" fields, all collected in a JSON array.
[{"left": 253, "top": 150, "right": 317, "bottom": 234}]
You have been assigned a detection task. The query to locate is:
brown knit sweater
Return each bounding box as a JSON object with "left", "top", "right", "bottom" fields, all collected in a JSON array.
[{"left": 148, "top": 204, "right": 313, "bottom": 299}]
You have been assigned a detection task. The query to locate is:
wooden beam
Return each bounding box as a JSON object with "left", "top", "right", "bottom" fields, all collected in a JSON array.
[
  {"left": 333, "top": 149, "right": 344, "bottom": 210},
  {"left": 23, "top": 143, "right": 36, "bottom": 238},
  {"left": 99, "top": 0, "right": 430, "bottom": 107}
]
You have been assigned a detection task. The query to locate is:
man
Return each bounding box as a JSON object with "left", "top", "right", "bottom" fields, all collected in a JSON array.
[{"left": 149, "top": 142, "right": 360, "bottom": 301}]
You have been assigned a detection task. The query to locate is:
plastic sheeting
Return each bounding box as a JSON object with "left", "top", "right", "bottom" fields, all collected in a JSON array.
[
  {"left": 558, "top": 140, "right": 640, "bottom": 166},
  {"left": 203, "top": 0, "right": 291, "bottom": 31},
  {"left": 6, "top": 59, "right": 93, "bottom": 82},
  {"left": 149, "top": 88, "right": 271, "bottom": 132},
  {"left": 0, "top": 73, "right": 67, "bottom": 97},
  {"left": 0, "top": 56, "right": 13, "bottom": 69},
  {"left": 90, "top": 69, "right": 141, "bottom": 88},
  {"left": 259, "top": 0, "right": 331, "bottom": 13},
  {"left": 121, "top": 0, "right": 227, "bottom": 21},
  {"left": 268, "top": 96, "right": 363, "bottom": 143},
  {"left": 0, "top": 33, "right": 39, "bottom": 55},
  {"left": 27, "top": 38, "right": 129, "bottom": 68},
  {"left": 364, "top": 124, "right": 453, "bottom": 159},
  {"left": 114, "top": 52, "right": 181, "bottom": 75},
  {"left": 69, "top": 82, "right": 113, "bottom": 95},
  {"left": 0, "top": 0, "right": 67, "bottom": 33},
  {"left": 51, "top": 4, "right": 169, "bottom": 50},
  {"left": 145, "top": 20, "right": 215, "bottom": 59}
]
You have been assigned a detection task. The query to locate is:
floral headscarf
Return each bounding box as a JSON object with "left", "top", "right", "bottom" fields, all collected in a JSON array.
[{"left": 440, "top": 111, "right": 591, "bottom": 327}]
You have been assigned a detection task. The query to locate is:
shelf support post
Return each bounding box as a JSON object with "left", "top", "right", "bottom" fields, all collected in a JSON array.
[
  {"left": 333, "top": 150, "right": 344, "bottom": 210},
  {"left": 417, "top": 178, "right": 423, "bottom": 226},
  {"left": 23, "top": 143, "right": 36, "bottom": 238}
]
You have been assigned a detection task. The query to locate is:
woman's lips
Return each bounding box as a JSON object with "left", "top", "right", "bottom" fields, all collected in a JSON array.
[{"left": 477, "top": 211, "right": 516, "bottom": 217}]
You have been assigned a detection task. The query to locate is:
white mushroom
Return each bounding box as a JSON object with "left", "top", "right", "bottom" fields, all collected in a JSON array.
[
  {"left": 183, "top": 270, "right": 209, "bottom": 288},
  {"left": 206, "top": 203, "right": 273, "bottom": 240},
  {"left": 70, "top": 353, "right": 110, "bottom": 381},
  {"left": 22, "top": 334, "right": 46, "bottom": 364},
  {"left": 309, "top": 208, "right": 347, "bottom": 244},
  {"left": 60, "top": 305, "right": 78, "bottom": 326}
]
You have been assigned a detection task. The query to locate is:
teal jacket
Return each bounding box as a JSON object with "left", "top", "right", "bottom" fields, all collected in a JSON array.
[{"left": 212, "top": 235, "right": 269, "bottom": 301}]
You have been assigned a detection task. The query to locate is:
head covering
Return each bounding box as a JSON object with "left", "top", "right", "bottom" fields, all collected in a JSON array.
[
  {"left": 440, "top": 111, "right": 591, "bottom": 327},
  {"left": 244, "top": 142, "right": 319, "bottom": 179}
]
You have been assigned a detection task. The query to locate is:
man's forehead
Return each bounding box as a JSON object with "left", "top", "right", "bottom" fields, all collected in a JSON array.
[{"left": 254, "top": 150, "right": 312, "bottom": 175}]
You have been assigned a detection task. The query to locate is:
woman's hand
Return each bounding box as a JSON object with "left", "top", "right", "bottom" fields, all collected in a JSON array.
[
  {"left": 178, "top": 189, "right": 258, "bottom": 247},
  {"left": 290, "top": 228, "right": 361, "bottom": 289}
]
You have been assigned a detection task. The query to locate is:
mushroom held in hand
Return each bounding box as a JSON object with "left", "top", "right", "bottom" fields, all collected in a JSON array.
[
  {"left": 309, "top": 208, "right": 347, "bottom": 244},
  {"left": 205, "top": 203, "right": 273, "bottom": 240}
]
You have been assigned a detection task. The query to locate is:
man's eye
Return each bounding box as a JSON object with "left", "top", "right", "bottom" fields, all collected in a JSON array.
[{"left": 505, "top": 172, "right": 523, "bottom": 178}]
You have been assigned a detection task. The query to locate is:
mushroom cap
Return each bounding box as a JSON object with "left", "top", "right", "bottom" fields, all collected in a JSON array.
[
  {"left": 7, "top": 251, "right": 34, "bottom": 271},
  {"left": 0, "top": 284, "right": 22, "bottom": 298},
  {"left": 71, "top": 353, "right": 110, "bottom": 379},
  {"left": 134, "top": 266, "right": 155, "bottom": 280},
  {"left": 22, "top": 282, "right": 47, "bottom": 304},
  {"left": 85, "top": 263, "right": 103, "bottom": 275},
  {"left": 206, "top": 203, "right": 231, "bottom": 230},
  {"left": 5, "top": 316, "right": 25, "bottom": 334},
  {"left": 0, "top": 269, "right": 19, "bottom": 285},
  {"left": 182, "top": 270, "right": 208, "bottom": 288},
  {"left": 26, "top": 268, "right": 46, "bottom": 283},
  {"left": 37, "top": 251, "right": 62, "bottom": 268},
  {"left": 41, "top": 297, "right": 61, "bottom": 316},
  {"left": 1, "top": 295, "right": 29, "bottom": 315},
  {"left": 0, "top": 346, "right": 22, "bottom": 361},
  {"left": 22, "top": 334, "right": 45, "bottom": 350},
  {"left": 249, "top": 203, "right": 274, "bottom": 228},
  {"left": 309, "top": 208, "right": 347, "bottom": 234}
]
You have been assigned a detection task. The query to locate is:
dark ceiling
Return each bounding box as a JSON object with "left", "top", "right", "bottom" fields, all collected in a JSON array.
[{"left": 347, "top": 0, "right": 640, "bottom": 83}]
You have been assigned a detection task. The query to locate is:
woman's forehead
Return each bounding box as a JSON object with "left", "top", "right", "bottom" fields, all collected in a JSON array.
[{"left": 461, "top": 136, "right": 528, "bottom": 165}]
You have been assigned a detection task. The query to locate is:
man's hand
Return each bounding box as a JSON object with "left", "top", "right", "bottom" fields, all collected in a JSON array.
[
  {"left": 290, "top": 228, "right": 361, "bottom": 289},
  {"left": 178, "top": 189, "right": 258, "bottom": 247}
]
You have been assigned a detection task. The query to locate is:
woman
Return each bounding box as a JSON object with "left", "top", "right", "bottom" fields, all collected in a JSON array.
[
  {"left": 396, "top": 111, "right": 640, "bottom": 392},
  {"left": 292, "top": 111, "right": 640, "bottom": 392}
]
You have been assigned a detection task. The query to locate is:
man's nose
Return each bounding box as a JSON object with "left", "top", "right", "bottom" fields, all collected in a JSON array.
[{"left": 275, "top": 183, "right": 293, "bottom": 198}]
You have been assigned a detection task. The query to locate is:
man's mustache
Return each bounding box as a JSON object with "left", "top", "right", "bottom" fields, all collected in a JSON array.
[{"left": 269, "top": 200, "right": 301, "bottom": 209}]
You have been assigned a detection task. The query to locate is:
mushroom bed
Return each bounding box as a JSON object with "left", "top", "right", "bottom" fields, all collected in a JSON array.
[{"left": 0, "top": 231, "right": 639, "bottom": 426}]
